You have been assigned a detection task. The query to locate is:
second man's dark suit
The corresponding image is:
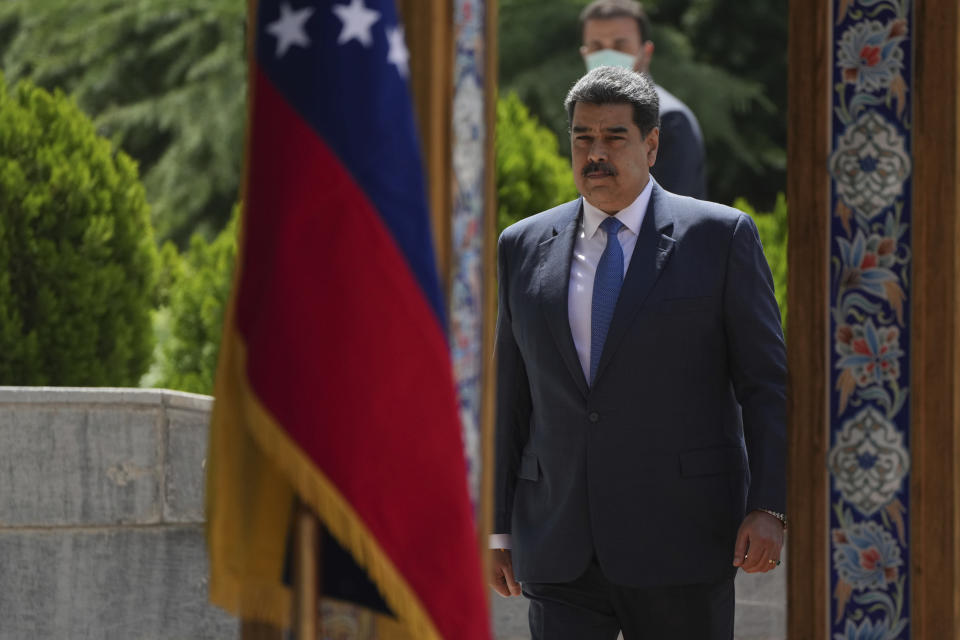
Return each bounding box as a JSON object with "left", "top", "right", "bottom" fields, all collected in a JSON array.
[{"left": 652, "top": 85, "right": 706, "bottom": 199}]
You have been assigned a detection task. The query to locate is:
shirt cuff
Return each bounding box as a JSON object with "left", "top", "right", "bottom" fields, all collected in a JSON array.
[{"left": 489, "top": 534, "right": 512, "bottom": 549}]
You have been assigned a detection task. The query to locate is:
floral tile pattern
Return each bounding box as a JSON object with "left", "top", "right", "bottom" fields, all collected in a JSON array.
[
  {"left": 830, "top": 112, "right": 911, "bottom": 221},
  {"left": 829, "top": 0, "right": 912, "bottom": 637},
  {"left": 450, "top": 0, "right": 487, "bottom": 511},
  {"left": 828, "top": 408, "right": 909, "bottom": 517}
]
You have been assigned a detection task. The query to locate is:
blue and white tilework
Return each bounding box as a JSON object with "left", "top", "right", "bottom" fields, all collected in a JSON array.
[
  {"left": 450, "top": 0, "right": 487, "bottom": 512},
  {"left": 829, "top": 0, "right": 912, "bottom": 636}
]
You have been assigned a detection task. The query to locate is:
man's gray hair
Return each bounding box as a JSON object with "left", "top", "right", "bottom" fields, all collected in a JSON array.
[{"left": 564, "top": 66, "right": 660, "bottom": 136}]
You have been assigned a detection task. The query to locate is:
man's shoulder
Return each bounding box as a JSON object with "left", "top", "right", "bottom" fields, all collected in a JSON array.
[
  {"left": 654, "top": 84, "right": 703, "bottom": 135},
  {"left": 654, "top": 84, "right": 693, "bottom": 117},
  {"left": 499, "top": 198, "right": 581, "bottom": 245},
  {"left": 657, "top": 188, "right": 746, "bottom": 234}
]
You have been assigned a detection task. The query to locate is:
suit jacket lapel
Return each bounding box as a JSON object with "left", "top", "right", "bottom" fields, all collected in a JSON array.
[
  {"left": 592, "top": 183, "right": 676, "bottom": 387},
  {"left": 538, "top": 199, "right": 590, "bottom": 398}
]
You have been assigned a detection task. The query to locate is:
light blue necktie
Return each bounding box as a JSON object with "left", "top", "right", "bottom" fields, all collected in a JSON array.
[{"left": 590, "top": 217, "right": 625, "bottom": 385}]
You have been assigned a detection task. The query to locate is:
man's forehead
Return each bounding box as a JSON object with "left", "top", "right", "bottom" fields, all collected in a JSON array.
[
  {"left": 572, "top": 102, "right": 635, "bottom": 128},
  {"left": 582, "top": 16, "right": 642, "bottom": 42}
]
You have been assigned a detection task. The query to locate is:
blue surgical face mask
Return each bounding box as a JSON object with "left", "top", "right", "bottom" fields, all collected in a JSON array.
[{"left": 584, "top": 49, "right": 638, "bottom": 71}]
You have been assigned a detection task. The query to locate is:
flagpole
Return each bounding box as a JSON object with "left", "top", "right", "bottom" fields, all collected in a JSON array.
[{"left": 293, "top": 500, "right": 321, "bottom": 640}]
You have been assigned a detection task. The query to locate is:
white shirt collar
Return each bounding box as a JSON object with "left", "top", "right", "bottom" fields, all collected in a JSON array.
[{"left": 581, "top": 177, "right": 653, "bottom": 239}]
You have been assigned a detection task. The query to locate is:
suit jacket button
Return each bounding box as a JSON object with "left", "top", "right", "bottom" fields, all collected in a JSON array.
[{"left": 588, "top": 412, "right": 600, "bottom": 423}]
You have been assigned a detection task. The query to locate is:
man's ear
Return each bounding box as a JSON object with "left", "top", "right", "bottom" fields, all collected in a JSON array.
[
  {"left": 636, "top": 41, "right": 655, "bottom": 72},
  {"left": 645, "top": 127, "right": 660, "bottom": 166}
]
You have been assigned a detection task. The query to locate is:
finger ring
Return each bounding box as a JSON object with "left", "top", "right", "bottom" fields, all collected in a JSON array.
[{"left": 769, "top": 559, "right": 780, "bottom": 566}]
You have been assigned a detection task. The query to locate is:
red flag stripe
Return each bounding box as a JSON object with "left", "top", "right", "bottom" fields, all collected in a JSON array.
[{"left": 235, "top": 68, "right": 489, "bottom": 640}]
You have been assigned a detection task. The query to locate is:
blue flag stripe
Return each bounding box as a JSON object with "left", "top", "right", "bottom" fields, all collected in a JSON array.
[{"left": 256, "top": 0, "right": 446, "bottom": 326}]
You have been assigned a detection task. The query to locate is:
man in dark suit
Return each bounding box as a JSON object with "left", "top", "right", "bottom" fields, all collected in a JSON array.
[
  {"left": 488, "top": 66, "right": 786, "bottom": 639},
  {"left": 580, "top": 0, "right": 707, "bottom": 199}
]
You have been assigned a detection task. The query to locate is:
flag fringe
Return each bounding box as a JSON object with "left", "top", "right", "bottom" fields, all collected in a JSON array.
[
  {"left": 207, "top": 304, "right": 295, "bottom": 629},
  {"left": 225, "top": 331, "right": 442, "bottom": 640}
]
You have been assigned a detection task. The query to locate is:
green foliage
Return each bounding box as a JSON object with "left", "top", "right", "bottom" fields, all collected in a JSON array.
[
  {"left": 734, "top": 193, "right": 787, "bottom": 328},
  {"left": 498, "top": 0, "right": 786, "bottom": 209},
  {"left": 153, "top": 205, "right": 238, "bottom": 395},
  {"left": 654, "top": 0, "right": 787, "bottom": 210},
  {"left": 497, "top": 0, "right": 584, "bottom": 154},
  {"left": 0, "top": 74, "right": 158, "bottom": 385},
  {"left": 0, "top": 0, "right": 246, "bottom": 247},
  {"left": 497, "top": 92, "right": 579, "bottom": 233}
]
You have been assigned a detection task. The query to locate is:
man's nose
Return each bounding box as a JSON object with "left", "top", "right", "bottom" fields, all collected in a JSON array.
[{"left": 587, "top": 140, "right": 608, "bottom": 163}]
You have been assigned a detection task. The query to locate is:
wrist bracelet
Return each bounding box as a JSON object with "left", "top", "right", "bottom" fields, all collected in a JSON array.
[{"left": 758, "top": 508, "right": 787, "bottom": 528}]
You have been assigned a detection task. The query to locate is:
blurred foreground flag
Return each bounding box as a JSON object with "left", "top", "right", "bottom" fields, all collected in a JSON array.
[{"left": 205, "top": 1, "right": 490, "bottom": 638}]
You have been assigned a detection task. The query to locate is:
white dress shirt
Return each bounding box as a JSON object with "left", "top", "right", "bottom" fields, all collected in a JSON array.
[
  {"left": 568, "top": 179, "right": 652, "bottom": 380},
  {"left": 491, "top": 179, "right": 653, "bottom": 550}
]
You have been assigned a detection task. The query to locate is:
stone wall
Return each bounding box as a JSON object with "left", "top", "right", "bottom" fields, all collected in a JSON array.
[{"left": 0, "top": 388, "right": 236, "bottom": 639}]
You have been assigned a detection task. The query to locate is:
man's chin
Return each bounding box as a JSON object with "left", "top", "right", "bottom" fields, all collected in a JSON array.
[
  {"left": 583, "top": 190, "right": 624, "bottom": 211},
  {"left": 584, "top": 185, "right": 615, "bottom": 197}
]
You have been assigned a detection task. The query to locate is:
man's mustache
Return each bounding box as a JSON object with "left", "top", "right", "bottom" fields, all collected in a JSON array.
[{"left": 582, "top": 162, "right": 617, "bottom": 177}]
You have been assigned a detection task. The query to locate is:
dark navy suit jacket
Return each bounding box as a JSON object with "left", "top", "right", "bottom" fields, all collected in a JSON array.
[
  {"left": 494, "top": 181, "right": 786, "bottom": 588},
  {"left": 652, "top": 84, "right": 707, "bottom": 199}
]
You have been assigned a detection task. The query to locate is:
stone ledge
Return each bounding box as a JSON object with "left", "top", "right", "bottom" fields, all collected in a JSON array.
[
  {"left": 0, "top": 388, "right": 210, "bottom": 527},
  {"left": 0, "top": 404, "right": 162, "bottom": 527},
  {"left": 0, "top": 387, "right": 213, "bottom": 412},
  {"left": 165, "top": 408, "right": 210, "bottom": 523}
]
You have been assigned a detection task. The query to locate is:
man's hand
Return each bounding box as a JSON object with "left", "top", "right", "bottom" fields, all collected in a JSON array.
[
  {"left": 733, "top": 510, "right": 785, "bottom": 573},
  {"left": 489, "top": 548, "right": 522, "bottom": 597}
]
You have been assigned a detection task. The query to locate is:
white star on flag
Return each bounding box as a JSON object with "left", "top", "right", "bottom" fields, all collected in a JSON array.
[
  {"left": 266, "top": 3, "right": 315, "bottom": 58},
  {"left": 332, "top": 0, "right": 381, "bottom": 48},
  {"left": 386, "top": 26, "right": 410, "bottom": 77}
]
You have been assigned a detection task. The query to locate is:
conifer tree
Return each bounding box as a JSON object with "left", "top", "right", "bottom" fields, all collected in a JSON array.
[
  {"left": 496, "top": 92, "right": 578, "bottom": 233},
  {"left": 0, "top": 0, "right": 246, "bottom": 246},
  {"left": 0, "top": 74, "right": 158, "bottom": 385},
  {"left": 152, "top": 205, "right": 238, "bottom": 395}
]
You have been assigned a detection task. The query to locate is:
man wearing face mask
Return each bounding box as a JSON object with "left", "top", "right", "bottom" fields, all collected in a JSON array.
[{"left": 580, "top": 0, "right": 707, "bottom": 199}]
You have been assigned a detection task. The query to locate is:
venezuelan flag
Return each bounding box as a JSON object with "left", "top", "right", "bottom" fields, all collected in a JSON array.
[{"left": 206, "top": 1, "right": 490, "bottom": 638}]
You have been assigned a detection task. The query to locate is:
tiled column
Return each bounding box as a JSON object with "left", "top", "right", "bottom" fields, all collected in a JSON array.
[
  {"left": 790, "top": 0, "right": 960, "bottom": 636},
  {"left": 401, "top": 0, "right": 498, "bottom": 562}
]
